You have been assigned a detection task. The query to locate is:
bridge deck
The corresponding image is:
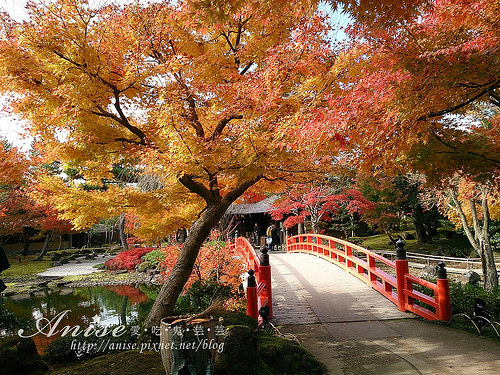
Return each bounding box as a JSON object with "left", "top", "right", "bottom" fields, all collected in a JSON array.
[{"left": 270, "top": 252, "right": 500, "bottom": 375}]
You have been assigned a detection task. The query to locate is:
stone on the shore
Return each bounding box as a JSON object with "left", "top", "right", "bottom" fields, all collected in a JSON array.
[
  {"left": 418, "top": 265, "right": 437, "bottom": 279},
  {"left": 463, "top": 270, "right": 481, "bottom": 285},
  {"left": 0, "top": 337, "right": 49, "bottom": 375}
]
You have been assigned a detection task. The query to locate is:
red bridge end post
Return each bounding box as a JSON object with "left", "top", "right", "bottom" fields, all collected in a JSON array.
[
  {"left": 395, "top": 239, "right": 409, "bottom": 312},
  {"left": 246, "top": 269, "right": 259, "bottom": 320},
  {"left": 437, "top": 262, "right": 451, "bottom": 321},
  {"left": 260, "top": 247, "right": 273, "bottom": 319}
]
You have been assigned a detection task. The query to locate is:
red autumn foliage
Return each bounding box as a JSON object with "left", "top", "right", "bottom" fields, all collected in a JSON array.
[
  {"left": 105, "top": 247, "right": 154, "bottom": 271},
  {"left": 105, "top": 285, "right": 149, "bottom": 305},
  {"left": 158, "top": 242, "right": 246, "bottom": 294}
]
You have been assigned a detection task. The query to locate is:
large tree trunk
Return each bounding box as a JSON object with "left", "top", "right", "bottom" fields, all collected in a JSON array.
[
  {"left": 144, "top": 202, "right": 230, "bottom": 326},
  {"left": 22, "top": 227, "right": 32, "bottom": 257},
  {"left": 298, "top": 223, "right": 304, "bottom": 234},
  {"left": 144, "top": 174, "right": 260, "bottom": 326},
  {"left": 36, "top": 229, "right": 54, "bottom": 261},
  {"left": 448, "top": 186, "right": 498, "bottom": 290},
  {"left": 480, "top": 240, "right": 498, "bottom": 291},
  {"left": 414, "top": 204, "right": 428, "bottom": 244},
  {"left": 119, "top": 213, "right": 128, "bottom": 250}
]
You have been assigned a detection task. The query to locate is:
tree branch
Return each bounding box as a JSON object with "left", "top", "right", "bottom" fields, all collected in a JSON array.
[
  {"left": 448, "top": 187, "right": 479, "bottom": 252},
  {"left": 430, "top": 130, "right": 500, "bottom": 165},
  {"left": 422, "top": 81, "right": 499, "bottom": 119},
  {"left": 210, "top": 114, "right": 243, "bottom": 141},
  {"left": 178, "top": 173, "right": 216, "bottom": 204},
  {"left": 223, "top": 175, "right": 262, "bottom": 203},
  {"left": 173, "top": 72, "right": 205, "bottom": 139}
]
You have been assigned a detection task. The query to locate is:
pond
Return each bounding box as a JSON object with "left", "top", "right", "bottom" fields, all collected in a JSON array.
[{"left": 0, "top": 285, "right": 159, "bottom": 353}]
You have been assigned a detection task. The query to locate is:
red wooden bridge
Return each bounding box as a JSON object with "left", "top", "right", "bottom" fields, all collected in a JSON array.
[
  {"left": 230, "top": 235, "right": 500, "bottom": 375},
  {"left": 233, "top": 233, "right": 450, "bottom": 324}
]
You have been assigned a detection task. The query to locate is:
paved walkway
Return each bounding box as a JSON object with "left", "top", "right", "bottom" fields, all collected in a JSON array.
[
  {"left": 270, "top": 252, "right": 500, "bottom": 375},
  {"left": 38, "top": 256, "right": 113, "bottom": 276}
]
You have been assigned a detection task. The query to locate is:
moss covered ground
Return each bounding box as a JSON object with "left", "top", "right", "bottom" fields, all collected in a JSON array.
[
  {"left": 2, "top": 255, "right": 52, "bottom": 278},
  {"left": 48, "top": 351, "right": 164, "bottom": 375}
]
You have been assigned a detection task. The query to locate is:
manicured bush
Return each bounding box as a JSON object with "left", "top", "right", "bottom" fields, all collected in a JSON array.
[
  {"left": 142, "top": 249, "right": 167, "bottom": 265},
  {"left": 173, "top": 279, "right": 235, "bottom": 315},
  {"left": 0, "top": 306, "right": 33, "bottom": 335},
  {"left": 104, "top": 247, "right": 154, "bottom": 271}
]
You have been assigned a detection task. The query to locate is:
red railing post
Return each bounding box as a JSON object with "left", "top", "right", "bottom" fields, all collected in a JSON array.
[
  {"left": 437, "top": 262, "right": 451, "bottom": 321},
  {"left": 246, "top": 269, "right": 258, "bottom": 320},
  {"left": 395, "top": 239, "right": 409, "bottom": 312},
  {"left": 260, "top": 247, "right": 273, "bottom": 319}
]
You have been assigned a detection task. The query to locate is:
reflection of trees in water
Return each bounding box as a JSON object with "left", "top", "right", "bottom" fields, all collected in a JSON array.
[
  {"left": 3, "top": 285, "right": 157, "bottom": 353},
  {"left": 4, "top": 288, "right": 101, "bottom": 352}
]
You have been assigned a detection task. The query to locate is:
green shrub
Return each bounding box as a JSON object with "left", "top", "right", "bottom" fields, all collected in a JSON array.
[
  {"left": 137, "top": 260, "right": 155, "bottom": 272},
  {"left": 141, "top": 250, "right": 167, "bottom": 265},
  {"left": 218, "top": 311, "right": 258, "bottom": 330},
  {"left": 256, "top": 330, "right": 327, "bottom": 375},
  {"left": 92, "top": 263, "right": 105, "bottom": 270},
  {"left": 449, "top": 281, "right": 500, "bottom": 319},
  {"left": 174, "top": 279, "right": 235, "bottom": 315},
  {"left": 0, "top": 306, "right": 33, "bottom": 335}
]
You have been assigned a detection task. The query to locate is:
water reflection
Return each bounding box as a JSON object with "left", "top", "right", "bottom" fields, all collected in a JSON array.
[{"left": 1, "top": 285, "right": 157, "bottom": 352}]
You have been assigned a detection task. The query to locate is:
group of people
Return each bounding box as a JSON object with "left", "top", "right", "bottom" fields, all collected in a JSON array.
[{"left": 253, "top": 223, "right": 281, "bottom": 251}]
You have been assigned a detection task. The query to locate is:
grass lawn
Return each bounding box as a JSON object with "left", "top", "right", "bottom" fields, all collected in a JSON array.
[
  {"left": 2, "top": 255, "right": 52, "bottom": 278},
  {"left": 352, "top": 229, "right": 475, "bottom": 257}
]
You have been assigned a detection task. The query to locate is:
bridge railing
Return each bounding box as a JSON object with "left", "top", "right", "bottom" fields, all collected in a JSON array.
[
  {"left": 229, "top": 236, "right": 273, "bottom": 322},
  {"left": 286, "top": 233, "right": 451, "bottom": 321}
]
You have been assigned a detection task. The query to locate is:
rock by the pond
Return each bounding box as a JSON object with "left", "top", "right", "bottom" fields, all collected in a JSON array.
[
  {"left": 0, "top": 337, "right": 49, "bottom": 375},
  {"left": 418, "top": 265, "right": 438, "bottom": 279},
  {"left": 463, "top": 270, "right": 481, "bottom": 285},
  {"left": 215, "top": 325, "right": 272, "bottom": 375}
]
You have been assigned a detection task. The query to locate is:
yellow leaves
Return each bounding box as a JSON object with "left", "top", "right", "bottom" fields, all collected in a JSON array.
[
  {"left": 0, "top": 0, "right": 343, "bottom": 241},
  {"left": 33, "top": 173, "right": 204, "bottom": 241},
  {"left": 444, "top": 177, "right": 500, "bottom": 229}
]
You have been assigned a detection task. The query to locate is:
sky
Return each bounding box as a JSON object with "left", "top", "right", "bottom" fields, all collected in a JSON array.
[{"left": 0, "top": 0, "right": 350, "bottom": 152}]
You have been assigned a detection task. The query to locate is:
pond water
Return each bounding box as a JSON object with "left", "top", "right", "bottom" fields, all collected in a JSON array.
[{"left": 0, "top": 285, "right": 159, "bottom": 352}]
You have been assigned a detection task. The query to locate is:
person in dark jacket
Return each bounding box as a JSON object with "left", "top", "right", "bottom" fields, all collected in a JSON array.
[
  {"left": 0, "top": 245, "right": 10, "bottom": 293},
  {"left": 270, "top": 224, "right": 280, "bottom": 251}
]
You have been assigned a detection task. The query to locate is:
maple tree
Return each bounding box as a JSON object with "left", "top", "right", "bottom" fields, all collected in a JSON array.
[
  {"left": 305, "top": 0, "right": 499, "bottom": 172},
  {"left": 358, "top": 174, "right": 442, "bottom": 244},
  {"left": 436, "top": 177, "right": 499, "bottom": 291},
  {"left": 0, "top": 0, "right": 468, "bottom": 324},
  {"left": 0, "top": 0, "right": 346, "bottom": 324},
  {"left": 270, "top": 182, "right": 374, "bottom": 235},
  {"left": 0, "top": 141, "right": 73, "bottom": 256}
]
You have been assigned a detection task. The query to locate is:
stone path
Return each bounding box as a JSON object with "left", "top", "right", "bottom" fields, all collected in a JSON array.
[{"left": 270, "top": 252, "right": 500, "bottom": 375}]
